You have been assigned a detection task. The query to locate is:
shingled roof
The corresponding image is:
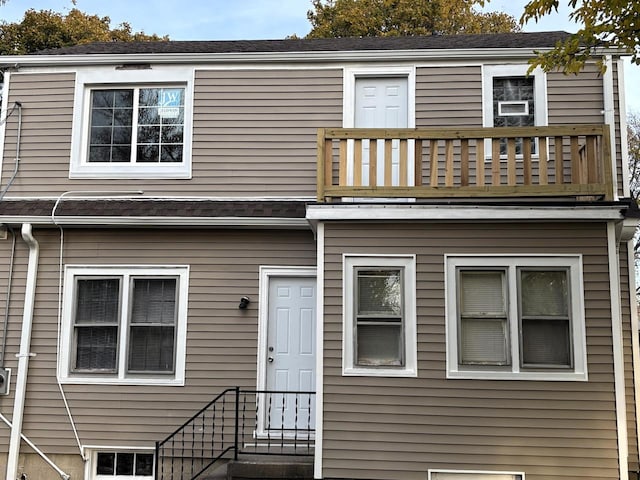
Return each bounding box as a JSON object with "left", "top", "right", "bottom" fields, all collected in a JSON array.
[{"left": 35, "top": 31, "right": 572, "bottom": 56}]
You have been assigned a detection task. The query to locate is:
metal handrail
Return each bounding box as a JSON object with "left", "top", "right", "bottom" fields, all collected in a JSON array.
[{"left": 155, "top": 388, "right": 315, "bottom": 480}]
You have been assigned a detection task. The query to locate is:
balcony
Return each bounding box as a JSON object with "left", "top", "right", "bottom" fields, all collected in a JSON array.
[{"left": 316, "top": 124, "right": 613, "bottom": 202}]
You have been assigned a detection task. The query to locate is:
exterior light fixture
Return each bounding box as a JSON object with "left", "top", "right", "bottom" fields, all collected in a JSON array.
[{"left": 239, "top": 296, "right": 251, "bottom": 309}]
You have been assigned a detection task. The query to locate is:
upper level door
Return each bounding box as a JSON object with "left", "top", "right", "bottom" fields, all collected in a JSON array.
[{"left": 354, "top": 77, "right": 411, "bottom": 186}]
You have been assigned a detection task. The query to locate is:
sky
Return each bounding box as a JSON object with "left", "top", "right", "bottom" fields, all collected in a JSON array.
[{"left": 0, "top": 0, "right": 638, "bottom": 112}]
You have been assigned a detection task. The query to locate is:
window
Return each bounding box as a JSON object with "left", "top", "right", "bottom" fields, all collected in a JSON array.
[
  {"left": 59, "top": 266, "right": 189, "bottom": 385},
  {"left": 482, "top": 65, "right": 547, "bottom": 156},
  {"left": 429, "top": 471, "right": 524, "bottom": 480},
  {"left": 343, "top": 255, "right": 417, "bottom": 377},
  {"left": 88, "top": 87, "right": 185, "bottom": 164},
  {"left": 445, "top": 255, "right": 587, "bottom": 381},
  {"left": 92, "top": 450, "right": 154, "bottom": 479},
  {"left": 71, "top": 67, "right": 193, "bottom": 179}
]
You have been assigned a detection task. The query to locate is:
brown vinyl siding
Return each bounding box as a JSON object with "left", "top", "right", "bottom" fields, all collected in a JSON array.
[
  {"left": 1, "top": 69, "right": 342, "bottom": 198},
  {"left": 0, "top": 228, "right": 315, "bottom": 453},
  {"left": 621, "top": 242, "right": 640, "bottom": 472},
  {"left": 321, "top": 222, "right": 618, "bottom": 480},
  {"left": 416, "top": 66, "right": 483, "bottom": 127}
]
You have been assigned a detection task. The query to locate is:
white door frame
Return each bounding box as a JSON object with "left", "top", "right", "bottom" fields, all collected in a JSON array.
[{"left": 257, "top": 266, "right": 317, "bottom": 395}]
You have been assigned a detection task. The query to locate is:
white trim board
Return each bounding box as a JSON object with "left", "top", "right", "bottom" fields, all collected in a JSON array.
[{"left": 306, "top": 204, "right": 627, "bottom": 222}]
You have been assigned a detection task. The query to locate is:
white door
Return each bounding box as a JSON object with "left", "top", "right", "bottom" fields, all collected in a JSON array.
[
  {"left": 354, "top": 77, "right": 410, "bottom": 186},
  {"left": 265, "top": 276, "right": 316, "bottom": 431}
]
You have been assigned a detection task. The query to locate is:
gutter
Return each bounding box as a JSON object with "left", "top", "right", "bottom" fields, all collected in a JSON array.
[
  {"left": 6, "top": 224, "right": 39, "bottom": 480},
  {"left": 0, "top": 46, "right": 626, "bottom": 68}
]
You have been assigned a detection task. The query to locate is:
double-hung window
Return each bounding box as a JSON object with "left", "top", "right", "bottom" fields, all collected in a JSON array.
[
  {"left": 445, "top": 255, "right": 587, "bottom": 381},
  {"left": 71, "top": 67, "right": 193, "bottom": 179},
  {"left": 343, "top": 255, "right": 417, "bottom": 377},
  {"left": 60, "top": 266, "right": 189, "bottom": 385}
]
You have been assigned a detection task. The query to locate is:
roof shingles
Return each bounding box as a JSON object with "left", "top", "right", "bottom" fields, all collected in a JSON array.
[{"left": 35, "top": 31, "right": 572, "bottom": 56}]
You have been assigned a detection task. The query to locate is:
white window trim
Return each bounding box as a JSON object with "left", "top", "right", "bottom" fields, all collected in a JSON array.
[
  {"left": 70, "top": 66, "right": 194, "bottom": 179},
  {"left": 343, "top": 254, "right": 417, "bottom": 377},
  {"left": 428, "top": 469, "right": 525, "bottom": 480},
  {"left": 445, "top": 254, "right": 587, "bottom": 381},
  {"left": 343, "top": 65, "right": 416, "bottom": 128},
  {"left": 482, "top": 64, "right": 547, "bottom": 129},
  {"left": 482, "top": 64, "right": 547, "bottom": 161},
  {"left": 58, "top": 265, "right": 189, "bottom": 386},
  {"left": 85, "top": 446, "right": 155, "bottom": 480}
]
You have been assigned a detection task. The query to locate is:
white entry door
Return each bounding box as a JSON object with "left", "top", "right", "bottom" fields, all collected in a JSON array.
[
  {"left": 265, "top": 276, "right": 316, "bottom": 431},
  {"left": 354, "top": 76, "right": 410, "bottom": 186}
]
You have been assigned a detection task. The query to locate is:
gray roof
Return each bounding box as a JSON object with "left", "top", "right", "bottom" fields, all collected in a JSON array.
[
  {"left": 0, "top": 199, "right": 307, "bottom": 218},
  {"left": 36, "top": 31, "right": 572, "bottom": 56}
]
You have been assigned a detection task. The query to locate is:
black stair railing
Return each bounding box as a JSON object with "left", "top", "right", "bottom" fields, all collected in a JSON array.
[{"left": 155, "top": 388, "right": 315, "bottom": 480}]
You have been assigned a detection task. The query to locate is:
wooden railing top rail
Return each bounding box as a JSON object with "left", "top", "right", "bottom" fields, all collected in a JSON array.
[
  {"left": 321, "top": 124, "right": 608, "bottom": 140},
  {"left": 317, "top": 124, "right": 613, "bottom": 202}
]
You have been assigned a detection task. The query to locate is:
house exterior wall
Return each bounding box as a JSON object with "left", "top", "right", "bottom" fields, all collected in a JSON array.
[
  {"left": 0, "top": 227, "right": 315, "bottom": 458},
  {"left": 321, "top": 221, "right": 620, "bottom": 480},
  {"left": 0, "top": 62, "right": 622, "bottom": 200}
]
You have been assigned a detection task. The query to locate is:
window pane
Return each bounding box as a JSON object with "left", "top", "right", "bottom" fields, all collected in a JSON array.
[
  {"left": 522, "top": 318, "right": 571, "bottom": 366},
  {"left": 134, "top": 87, "right": 185, "bottom": 164},
  {"left": 493, "top": 76, "right": 535, "bottom": 155},
  {"left": 75, "top": 326, "right": 118, "bottom": 370},
  {"left": 131, "top": 278, "right": 177, "bottom": 324},
  {"left": 128, "top": 325, "right": 175, "bottom": 372},
  {"left": 521, "top": 270, "right": 568, "bottom": 317},
  {"left": 356, "top": 323, "right": 402, "bottom": 366},
  {"left": 116, "top": 452, "right": 134, "bottom": 475},
  {"left": 96, "top": 452, "right": 115, "bottom": 475},
  {"left": 357, "top": 270, "right": 401, "bottom": 316},
  {"left": 136, "top": 453, "right": 154, "bottom": 475},
  {"left": 460, "top": 318, "right": 508, "bottom": 365},
  {"left": 88, "top": 89, "right": 133, "bottom": 163},
  {"left": 76, "top": 279, "right": 120, "bottom": 324},
  {"left": 460, "top": 271, "right": 505, "bottom": 314}
]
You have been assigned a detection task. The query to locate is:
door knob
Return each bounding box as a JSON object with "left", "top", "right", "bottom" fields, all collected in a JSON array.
[{"left": 268, "top": 356, "right": 274, "bottom": 363}]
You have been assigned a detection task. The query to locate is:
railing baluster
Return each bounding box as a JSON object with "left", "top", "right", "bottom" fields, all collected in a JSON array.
[
  {"left": 339, "top": 139, "right": 347, "bottom": 186},
  {"left": 586, "top": 135, "right": 598, "bottom": 183},
  {"left": 445, "top": 139, "right": 454, "bottom": 187},
  {"left": 460, "top": 138, "right": 469, "bottom": 187},
  {"left": 369, "top": 139, "right": 378, "bottom": 187},
  {"left": 555, "top": 135, "right": 564, "bottom": 184},
  {"left": 507, "top": 137, "right": 516, "bottom": 186},
  {"left": 570, "top": 136, "right": 580, "bottom": 183},
  {"left": 324, "top": 138, "right": 332, "bottom": 187},
  {"left": 491, "top": 138, "right": 501, "bottom": 185},
  {"left": 399, "top": 139, "right": 408, "bottom": 187},
  {"left": 294, "top": 394, "right": 299, "bottom": 452},
  {"left": 539, "top": 136, "right": 548, "bottom": 185},
  {"left": 414, "top": 139, "right": 423, "bottom": 186},
  {"left": 429, "top": 139, "right": 439, "bottom": 187},
  {"left": 523, "top": 137, "right": 532, "bottom": 185},
  {"left": 354, "top": 139, "right": 362, "bottom": 186},
  {"left": 281, "top": 394, "right": 286, "bottom": 451},
  {"left": 384, "top": 139, "right": 393, "bottom": 186},
  {"left": 475, "top": 139, "right": 485, "bottom": 186}
]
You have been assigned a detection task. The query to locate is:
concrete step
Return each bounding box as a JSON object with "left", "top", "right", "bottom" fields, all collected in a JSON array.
[{"left": 225, "top": 455, "right": 313, "bottom": 480}]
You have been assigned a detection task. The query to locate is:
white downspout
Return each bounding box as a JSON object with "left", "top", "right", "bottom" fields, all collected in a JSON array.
[{"left": 6, "top": 224, "right": 39, "bottom": 480}]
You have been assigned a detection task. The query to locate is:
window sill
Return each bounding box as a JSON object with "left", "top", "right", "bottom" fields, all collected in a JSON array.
[
  {"left": 447, "top": 369, "right": 587, "bottom": 381},
  {"left": 69, "top": 164, "right": 192, "bottom": 180},
  {"left": 343, "top": 366, "right": 417, "bottom": 378},
  {"left": 58, "top": 376, "right": 185, "bottom": 386}
]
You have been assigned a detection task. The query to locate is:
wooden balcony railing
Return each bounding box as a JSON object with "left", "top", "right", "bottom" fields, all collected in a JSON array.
[{"left": 317, "top": 124, "right": 613, "bottom": 202}]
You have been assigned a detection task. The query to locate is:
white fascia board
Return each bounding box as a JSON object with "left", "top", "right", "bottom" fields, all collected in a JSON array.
[
  {"left": 0, "top": 216, "right": 310, "bottom": 228},
  {"left": 306, "top": 204, "right": 626, "bottom": 222},
  {"left": 0, "top": 47, "right": 599, "bottom": 68}
]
